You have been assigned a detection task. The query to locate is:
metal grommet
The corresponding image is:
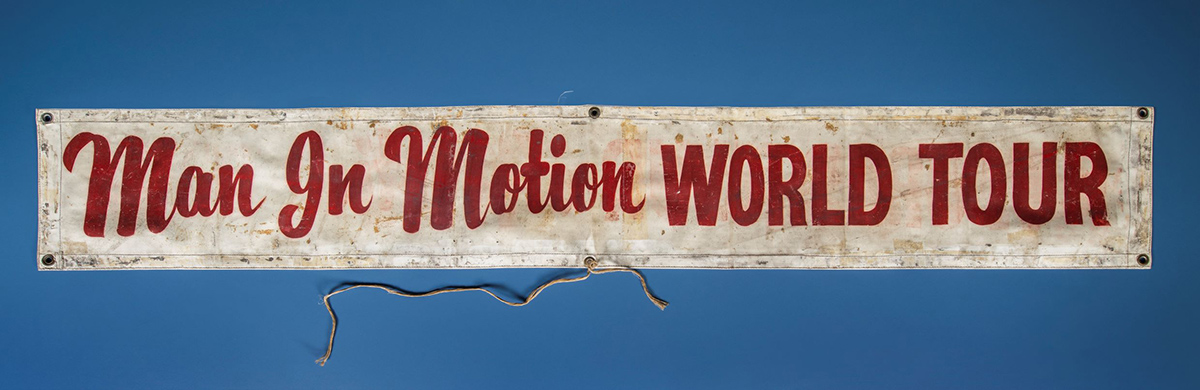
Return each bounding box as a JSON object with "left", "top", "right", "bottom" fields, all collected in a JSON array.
[
  {"left": 588, "top": 107, "right": 601, "bottom": 119},
  {"left": 583, "top": 256, "right": 598, "bottom": 268},
  {"left": 41, "top": 254, "right": 56, "bottom": 267},
  {"left": 1137, "top": 254, "right": 1150, "bottom": 266},
  {"left": 1136, "top": 107, "right": 1149, "bottom": 119},
  {"left": 41, "top": 112, "right": 53, "bottom": 123}
]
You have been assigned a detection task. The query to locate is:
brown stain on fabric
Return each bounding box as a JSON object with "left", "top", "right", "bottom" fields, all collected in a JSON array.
[
  {"left": 893, "top": 239, "right": 924, "bottom": 253},
  {"left": 618, "top": 120, "right": 647, "bottom": 239}
]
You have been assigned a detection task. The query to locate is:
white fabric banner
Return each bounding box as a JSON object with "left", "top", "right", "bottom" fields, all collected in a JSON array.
[{"left": 35, "top": 106, "right": 1153, "bottom": 269}]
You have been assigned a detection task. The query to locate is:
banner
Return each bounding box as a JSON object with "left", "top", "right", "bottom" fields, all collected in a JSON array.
[{"left": 35, "top": 106, "right": 1153, "bottom": 269}]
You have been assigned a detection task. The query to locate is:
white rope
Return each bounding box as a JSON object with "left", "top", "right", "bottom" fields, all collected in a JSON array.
[{"left": 316, "top": 259, "right": 667, "bottom": 366}]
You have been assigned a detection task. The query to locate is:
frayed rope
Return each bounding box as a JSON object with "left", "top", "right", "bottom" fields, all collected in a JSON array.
[{"left": 316, "top": 258, "right": 667, "bottom": 366}]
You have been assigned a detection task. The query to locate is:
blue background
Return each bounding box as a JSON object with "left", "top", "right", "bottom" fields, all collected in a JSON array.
[{"left": 2, "top": 0, "right": 1197, "bottom": 388}]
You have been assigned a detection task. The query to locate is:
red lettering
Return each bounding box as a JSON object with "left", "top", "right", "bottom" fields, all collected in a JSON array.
[
  {"left": 328, "top": 164, "right": 372, "bottom": 215},
  {"left": 919, "top": 143, "right": 964, "bottom": 225},
  {"left": 570, "top": 163, "right": 599, "bottom": 212},
  {"left": 217, "top": 165, "right": 262, "bottom": 217},
  {"left": 522, "top": 130, "right": 552, "bottom": 214},
  {"left": 662, "top": 145, "right": 729, "bottom": 226},
  {"left": 728, "top": 146, "right": 764, "bottom": 226},
  {"left": 848, "top": 144, "right": 892, "bottom": 225},
  {"left": 383, "top": 126, "right": 489, "bottom": 232},
  {"left": 548, "top": 134, "right": 570, "bottom": 212},
  {"left": 178, "top": 165, "right": 264, "bottom": 219},
  {"left": 176, "top": 166, "right": 217, "bottom": 217},
  {"left": 63, "top": 133, "right": 176, "bottom": 237},
  {"left": 490, "top": 164, "right": 523, "bottom": 214},
  {"left": 962, "top": 143, "right": 1006, "bottom": 225},
  {"left": 600, "top": 161, "right": 645, "bottom": 214},
  {"left": 1013, "top": 142, "right": 1056, "bottom": 224},
  {"left": 811, "top": 144, "right": 844, "bottom": 226},
  {"left": 1065, "top": 142, "right": 1109, "bottom": 225},
  {"left": 278, "top": 131, "right": 323, "bottom": 238},
  {"left": 767, "top": 145, "right": 806, "bottom": 226}
]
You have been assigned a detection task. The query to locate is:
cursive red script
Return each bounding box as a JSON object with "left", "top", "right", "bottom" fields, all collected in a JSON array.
[
  {"left": 382, "top": 126, "right": 645, "bottom": 233},
  {"left": 62, "top": 133, "right": 263, "bottom": 237}
]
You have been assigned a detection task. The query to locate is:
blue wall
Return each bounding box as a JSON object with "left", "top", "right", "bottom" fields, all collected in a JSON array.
[{"left": 2, "top": 0, "right": 1196, "bottom": 388}]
